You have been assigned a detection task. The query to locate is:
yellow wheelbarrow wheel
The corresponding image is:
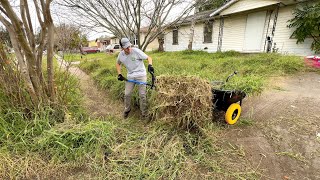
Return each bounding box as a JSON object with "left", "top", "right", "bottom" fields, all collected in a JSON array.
[{"left": 225, "top": 103, "right": 242, "bottom": 125}]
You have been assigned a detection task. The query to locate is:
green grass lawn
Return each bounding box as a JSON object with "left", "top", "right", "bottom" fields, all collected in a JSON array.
[
  {"left": 79, "top": 50, "right": 309, "bottom": 97},
  {"left": 63, "top": 52, "right": 112, "bottom": 62}
]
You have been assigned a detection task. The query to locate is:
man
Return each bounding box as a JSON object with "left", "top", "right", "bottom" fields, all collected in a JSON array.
[{"left": 116, "top": 38, "right": 154, "bottom": 120}]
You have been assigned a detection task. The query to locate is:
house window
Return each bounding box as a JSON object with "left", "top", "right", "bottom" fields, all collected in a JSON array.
[
  {"left": 204, "top": 21, "right": 213, "bottom": 43},
  {"left": 134, "top": 38, "right": 138, "bottom": 46},
  {"left": 172, "top": 29, "right": 178, "bottom": 45}
]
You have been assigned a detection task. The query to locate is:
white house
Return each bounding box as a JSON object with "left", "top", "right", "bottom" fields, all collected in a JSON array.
[
  {"left": 164, "top": 10, "right": 217, "bottom": 52},
  {"left": 164, "top": 0, "right": 316, "bottom": 55},
  {"left": 139, "top": 27, "right": 160, "bottom": 51}
]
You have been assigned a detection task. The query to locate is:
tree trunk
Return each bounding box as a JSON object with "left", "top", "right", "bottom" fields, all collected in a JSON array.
[
  {"left": 188, "top": 13, "right": 196, "bottom": 50},
  {"left": 47, "top": 21, "right": 55, "bottom": 102},
  {"left": 6, "top": 23, "right": 39, "bottom": 104},
  {"left": 1, "top": 1, "right": 42, "bottom": 99},
  {"left": 36, "top": 27, "right": 47, "bottom": 91},
  {"left": 136, "top": 32, "right": 140, "bottom": 48},
  {"left": 0, "top": 0, "right": 55, "bottom": 107},
  {"left": 158, "top": 34, "right": 164, "bottom": 52}
]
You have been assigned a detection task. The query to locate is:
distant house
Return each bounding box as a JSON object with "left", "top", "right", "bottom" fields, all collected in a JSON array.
[
  {"left": 96, "top": 37, "right": 111, "bottom": 51},
  {"left": 111, "top": 29, "right": 159, "bottom": 51},
  {"left": 164, "top": 0, "right": 315, "bottom": 55},
  {"left": 110, "top": 36, "right": 120, "bottom": 45},
  {"left": 88, "top": 40, "right": 97, "bottom": 47},
  {"left": 139, "top": 27, "right": 159, "bottom": 51},
  {"left": 87, "top": 36, "right": 118, "bottom": 52}
]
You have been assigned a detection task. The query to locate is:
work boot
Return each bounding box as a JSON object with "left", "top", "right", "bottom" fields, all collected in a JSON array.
[{"left": 123, "top": 109, "right": 131, "bottom": 119}]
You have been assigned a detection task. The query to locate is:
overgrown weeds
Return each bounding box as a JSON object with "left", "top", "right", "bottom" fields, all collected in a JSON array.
[
  {"left": 96, "top": 119, "right": 261, "bottom": 179},
  {"left": 78, "top": 50, "right": 307, "bottom": 123},
  {"left": 37, "top": 120, "right": 115, "bottom": 162},
  {"left": 0, "top": 50, "right": 310, "bottom": 178},
  {"left": 80, "top": 51, "right": 306, "bottom": 98},
  {"left": 0, "top": 51, "right": 92, "bottom": 178}
]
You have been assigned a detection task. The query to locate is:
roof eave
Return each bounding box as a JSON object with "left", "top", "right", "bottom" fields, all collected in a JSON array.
[
  {"left": 209, "top": 0, "right": 240, "bottom": 17},
  {"left": 167, "top": 17, "right": 214, "bottom": 28}
]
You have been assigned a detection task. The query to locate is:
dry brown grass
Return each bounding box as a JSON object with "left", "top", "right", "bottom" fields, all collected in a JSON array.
[
  {"left": 0, "top": 153, "right": 93, "bottom": 179},
  {"left": 149, "top": 75, "right": 212, "bottom": 129}
]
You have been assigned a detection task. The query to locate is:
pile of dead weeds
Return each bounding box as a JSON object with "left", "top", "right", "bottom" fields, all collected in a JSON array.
[{"left": 149, "top": 75, "right": 213, "bottom": 128}]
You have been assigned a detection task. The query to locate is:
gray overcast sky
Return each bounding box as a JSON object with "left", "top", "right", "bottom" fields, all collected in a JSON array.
[
  {"left": 1, "top": 0, "right": 195, "bottom": 40},
  {"left": 51, "top": 0, "right": 195, "bottom": 40}
]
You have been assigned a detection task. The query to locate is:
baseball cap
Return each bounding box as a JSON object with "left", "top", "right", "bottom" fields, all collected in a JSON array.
[{"left": 120, "top": 38, "right": 132, "bottom": 48}]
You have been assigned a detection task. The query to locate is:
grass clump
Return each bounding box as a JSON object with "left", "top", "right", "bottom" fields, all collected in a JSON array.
[
  {"left": 149, "top": 75, "right": 212, "bottom": 128},
  {"left": 105, "top": 127, "right": 186, "bottom": 179},
  {"left": 0, "top": 108, "right": 53, "bottom": 152},
  {"left": 37, "top": 120, "right": 115, "bottom": 162}
]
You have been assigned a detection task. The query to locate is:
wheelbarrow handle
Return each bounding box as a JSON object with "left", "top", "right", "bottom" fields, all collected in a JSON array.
[{"left": 226, "top": 71, "right": 238, "bottom": 82}]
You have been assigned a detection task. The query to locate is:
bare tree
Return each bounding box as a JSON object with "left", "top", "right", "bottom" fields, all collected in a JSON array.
[
  {"left": 55, "top": 23, "right": 88, "bottom": 55},
  {"left": 0, "top": 0, "right": 55, "bottom": 105},
  {"left": 60, "top": 0, "right": 199, "bottom": 51},
  {"left": 0, "top": 26, "right": 11, "bottom": 47},
  {"left": 188, "top": 11, "right": 196, "bottom": 50}
]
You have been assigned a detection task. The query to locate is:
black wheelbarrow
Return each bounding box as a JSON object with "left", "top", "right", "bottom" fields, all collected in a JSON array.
[{"left": 212, "top": 71, "right": 246, "bottom": 125}]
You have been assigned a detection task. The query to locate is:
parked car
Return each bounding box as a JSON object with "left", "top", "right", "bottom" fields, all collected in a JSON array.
[
  {"left": 81, "top": 46, "right": 100, "bottom": 54},
  {"left": 105, "top": 44, "right": 112, "bottom": 52},
  {"left": 108, "top": 44, "right": 121, "bottom": 53},
  {"left": 305, "top": 56, "right": 320, "bottom": 68}
]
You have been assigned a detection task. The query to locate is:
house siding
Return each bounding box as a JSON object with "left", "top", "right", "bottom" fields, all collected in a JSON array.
[
  {"left": 88, "top": 41, "right": 97, "bottom": 47},
  {"left": 221, "top": 0, "right": 279, "bottom": 16},
  {"left": 272, "top": 5, "right": 314, "bottom": 55},
  {"left": 164, "top": 26, "right": 187, "bottom": 51},
  {"left": 221, "top": 9, "right": 275, "bottom": 53},
  {"left": 140, "top": 33, "right": 159, "bottom": 51},
  {"left": 220, "top": 3, "right": 314, "bottom": 55},
  {"left": 110, "top": 38, "right": 119, "bottom": 45},
  {"left": 221, "top": 13, "right": 247, "bottom": 52},
  {"left": 164, "top": 22, "right": 218, "bottom": 52},
  {"left": 163, "top": 1, "right": 315, "bottom": 55}
]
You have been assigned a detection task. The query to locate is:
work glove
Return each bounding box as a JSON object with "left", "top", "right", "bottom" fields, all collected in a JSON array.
[
  {"left": 148, "top": 64, "right": 154, "bottom": 73},
  {"left": 117, "top": 74, "right": 125, "bottom": 81}
]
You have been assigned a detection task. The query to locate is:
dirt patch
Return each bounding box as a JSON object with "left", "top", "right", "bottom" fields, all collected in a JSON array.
[
  {"left": 57, "top": 57, "right": 123, "bottom": 119},
  {"left": 69, "top": 66, "right": 123, "bottom": 118},
  {"left": 225, "top": 72, "right": 320, "bottom": 179}
]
